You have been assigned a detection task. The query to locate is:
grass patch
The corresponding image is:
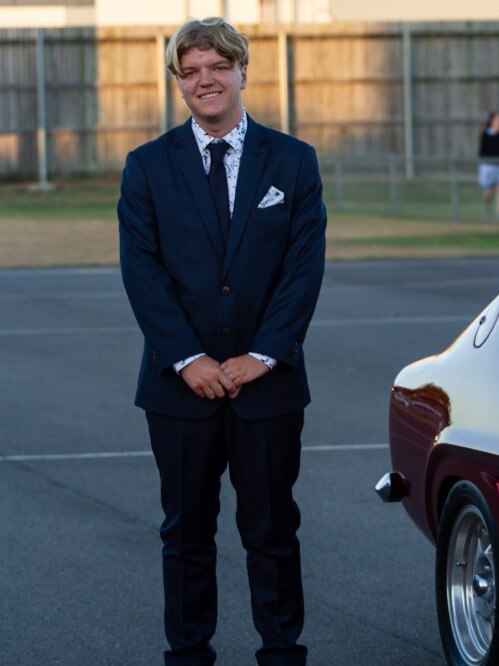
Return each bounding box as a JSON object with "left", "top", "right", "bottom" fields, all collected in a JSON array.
[
  {"left": 347, "top": 233, "right": 499, "bottom": 250},
  {"left": 0, "top": 178, "right": 120, "bottom": 219},
  {"left": 0, "top": 174, "right": 491, "bottom": 223},
  {"left": 1, "top": 177, "right": 499, "bottom": 266}
]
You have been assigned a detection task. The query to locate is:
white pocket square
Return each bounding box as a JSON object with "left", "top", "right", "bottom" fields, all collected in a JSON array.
[{"left": 257, "top": 186, "right": 285, "bottom": 209}]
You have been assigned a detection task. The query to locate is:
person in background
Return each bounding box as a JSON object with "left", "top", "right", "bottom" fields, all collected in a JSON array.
[
  {"left": 478, "top": 110, "right": 499, "bottom": 219},
  {"left": 118, "top": 16, "right": 327, "bottom": 666}
]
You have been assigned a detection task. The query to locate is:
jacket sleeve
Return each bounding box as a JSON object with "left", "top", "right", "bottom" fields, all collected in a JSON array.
[
  {"left": 118, "top": 150, "right": 205, "bottom": 374},
  {"left": 249, "top": 144, "right": 327, "bottom": 367}
]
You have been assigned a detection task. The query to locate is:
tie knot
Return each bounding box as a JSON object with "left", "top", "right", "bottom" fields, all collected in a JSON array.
[{"left": 208, "top": 141, "right": 229, "bottom": 165}]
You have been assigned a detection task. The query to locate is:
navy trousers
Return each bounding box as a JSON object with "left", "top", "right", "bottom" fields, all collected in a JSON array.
[{"left": 146, "top": 405, "right": 307, "bottom": 666}]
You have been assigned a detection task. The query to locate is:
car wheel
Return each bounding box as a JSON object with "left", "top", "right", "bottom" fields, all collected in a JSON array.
[{"left": 436, "top": 481, "right": 499, "bottom": 665}]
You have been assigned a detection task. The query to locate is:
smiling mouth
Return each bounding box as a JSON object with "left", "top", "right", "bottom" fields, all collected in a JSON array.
[{"left": 199, "top": 92, "right": 222, "bottom": 100}]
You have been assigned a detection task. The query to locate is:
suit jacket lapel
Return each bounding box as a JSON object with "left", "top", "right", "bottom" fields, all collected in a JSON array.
[
  {"left": 174, "top": 120, "right": 225, "bottom": 264},
  {"left": 223, "top": 118, "right": 267, "bottom": 276}
]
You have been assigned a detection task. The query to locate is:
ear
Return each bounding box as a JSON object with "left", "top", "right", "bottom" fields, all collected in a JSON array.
[
  {"left": 240, "top": 65, "right": 248, "bottom": 90},
  {"left": 176, "top": 75, "right": 184, "bottom": 98}
]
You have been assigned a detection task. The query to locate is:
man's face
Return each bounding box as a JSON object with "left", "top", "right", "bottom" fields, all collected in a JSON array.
[{"left": 177, "top": 47, "right": 247, "bottom": 134}]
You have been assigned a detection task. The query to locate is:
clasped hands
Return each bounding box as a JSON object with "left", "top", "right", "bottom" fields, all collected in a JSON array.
[{"left": 180, "top": 354, "right": 270, "bottom": 400}]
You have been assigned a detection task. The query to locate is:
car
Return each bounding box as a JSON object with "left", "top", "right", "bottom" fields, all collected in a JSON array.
[{"left": 376, "top": 293, "right": 499, "bottom": 666}]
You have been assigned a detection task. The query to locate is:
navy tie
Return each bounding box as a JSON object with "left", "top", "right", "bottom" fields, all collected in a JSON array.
[{"left": 207, "top": 141, "right": 230, "bottom": 246}]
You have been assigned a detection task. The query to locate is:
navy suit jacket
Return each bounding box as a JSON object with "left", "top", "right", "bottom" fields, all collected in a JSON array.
[{"left": 118, "top": 116, "right": 327, "bottom": 420}]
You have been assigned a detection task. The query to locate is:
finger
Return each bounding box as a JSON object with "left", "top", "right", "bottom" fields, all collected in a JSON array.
[
  {"left": 203, "top": 385, "right": 217, "bottom": 400},
  {"left": 223, "top": 370, "right": 238, "bottom": 385},
  {"left": 211, "top": 381, "right": 226, "bottom": 399},
  {"left": 217, "top": 371, "right": 237, "bottom": 393},
  {"left": 220, "top": 359, "right": 240, "bottom": 374},
  {"left": 220, "top": 362, "right": 233, "bottom": 374},
  {"left": 228, "top": 385, "right": 242, "bottom": 399}
]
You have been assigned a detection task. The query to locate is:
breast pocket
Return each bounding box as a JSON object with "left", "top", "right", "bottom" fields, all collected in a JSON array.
[
  {"left": 251, "top": 203, "right": 289, "bottom": 227},
  {"left": 248, "top": 204, "right": 291, "bottom": 251}
]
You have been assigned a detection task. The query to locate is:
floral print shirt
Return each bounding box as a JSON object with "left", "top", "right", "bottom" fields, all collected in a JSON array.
[{"left": 191, "top": 110, "right": 247, "bottom": 216}]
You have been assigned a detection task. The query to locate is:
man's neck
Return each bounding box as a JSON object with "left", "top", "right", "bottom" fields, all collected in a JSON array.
[{"left": 193, "top": 110, "right": 244, "bottom": 139}]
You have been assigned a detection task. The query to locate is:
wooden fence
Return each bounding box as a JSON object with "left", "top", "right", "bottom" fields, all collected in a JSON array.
[{"left": 1, "top": 21, "right": 499, "bottom": 180}]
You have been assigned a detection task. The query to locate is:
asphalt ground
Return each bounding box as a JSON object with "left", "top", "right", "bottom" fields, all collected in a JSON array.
[{"left": 1, "top": 257, "right": 498, "bottom": 666}]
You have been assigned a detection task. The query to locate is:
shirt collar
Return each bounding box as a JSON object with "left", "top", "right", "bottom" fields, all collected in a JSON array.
[{"left": 191, "top": 110, "right": 247, "bottom": 155}]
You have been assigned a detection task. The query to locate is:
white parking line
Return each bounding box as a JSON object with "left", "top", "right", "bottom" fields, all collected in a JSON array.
[
  {"left": 0, "top": 326, "right": 138, "bottom": 336},
  {"left": 0, "top": 267, "right": 120, "bottom": 277},
  {"left": 0, "top": 444, "right": 388, "bottom": 463},
  {"left": 0, "top": 315, "right": 471, "bottom": 337},
  {"left": 310, "top": 314, "right": 470, "bottom": 327},
  {"left": 304, "top": 443, "right": 388, "bottom": 451},
  {"left": 0, "top": 451, "right": 153, "bottom": 462},
  {"left": 0, "top": 291, "right": 124, "bottom": 301},
  {"left": 320, "top": 277, "right": 499, "bottom": 292}
]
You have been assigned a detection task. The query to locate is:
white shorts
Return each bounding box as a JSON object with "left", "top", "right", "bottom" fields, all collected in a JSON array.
[{"left": 478, "top": 163, "right": 499, "bottom": 189}]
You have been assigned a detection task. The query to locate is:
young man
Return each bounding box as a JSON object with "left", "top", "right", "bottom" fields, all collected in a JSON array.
[{"left": 118, "top": 17, "right": 327, "bottom": 666}]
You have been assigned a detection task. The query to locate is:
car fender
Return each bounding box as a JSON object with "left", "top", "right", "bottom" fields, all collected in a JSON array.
[{"left": 425, "top": 437, "right": 499, "bottom": 543}]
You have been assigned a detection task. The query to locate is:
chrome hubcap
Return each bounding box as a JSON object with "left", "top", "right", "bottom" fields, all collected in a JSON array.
[{"left": 447, "top": 505, "right": 495, "bottom": 664}]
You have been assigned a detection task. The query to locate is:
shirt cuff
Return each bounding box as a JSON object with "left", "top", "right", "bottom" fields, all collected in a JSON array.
[
  {"left": 249, "top": 352, "right": 277, "bottom": 370},
  {"left": 173, "top": 353, "right": 206, "bottom": 374}
]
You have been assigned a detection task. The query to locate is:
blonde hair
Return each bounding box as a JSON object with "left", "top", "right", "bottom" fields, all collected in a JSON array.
[{"left": 166, "top": 17, "right": 249, "bottom": 77}]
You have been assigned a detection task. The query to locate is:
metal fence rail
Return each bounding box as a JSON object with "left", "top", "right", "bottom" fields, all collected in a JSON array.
[{"left": 319, "top": 155, "right": 498, "bottom": 222}]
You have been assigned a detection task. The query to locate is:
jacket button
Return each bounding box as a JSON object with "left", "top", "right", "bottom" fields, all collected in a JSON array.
[
  {"left": 221, "top": 285, "right": 231, "bottom": 295},
  {"left": 221, "top": 328, "right": 231, "bottom": 337}
]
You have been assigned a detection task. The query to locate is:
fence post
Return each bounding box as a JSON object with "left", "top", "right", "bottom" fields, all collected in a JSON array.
[
  {"left": 218, "top": 0, "right": 228, "bottom": 18},
  {"left": 388, "top": 155, "right": 400, "bottom": 215},
  {"left": 82, "top": 32, "right": 96, "bottom": 172},
  {"left": 402, "top": 24, "right": 414, "bottom": 180},
  {"left": 449, "top": 159, "right": 460, "bottom": 220},
  {"left": 278, "top": 31, "right": 290, "bottom": 135},
  {"left": 334, "top": 158, "right": 344, "bottom": 211},
  {"left": 157, "top": 35, "right": 168, "bottom": 135},
  {"left": 34, "top": 29, "right": 51, "bottom": 189}
]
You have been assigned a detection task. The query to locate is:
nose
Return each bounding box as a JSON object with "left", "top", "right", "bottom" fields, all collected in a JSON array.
[{"left": 199, "top": 68, "right": 214, "bottom": 86}]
